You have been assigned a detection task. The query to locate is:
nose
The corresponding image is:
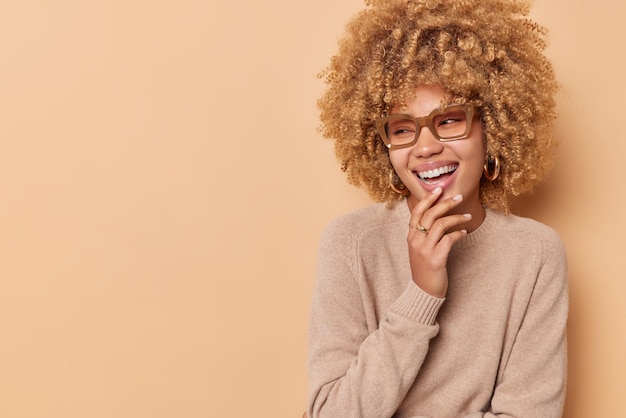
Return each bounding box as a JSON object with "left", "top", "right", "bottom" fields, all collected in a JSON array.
[{"left": 412, "top": 125, "right": 444, "bottom": 158}]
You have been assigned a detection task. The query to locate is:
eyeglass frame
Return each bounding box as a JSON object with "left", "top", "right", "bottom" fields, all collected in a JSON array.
[{"left": 375, "top": 103, "right": 478, "bottom": 150}]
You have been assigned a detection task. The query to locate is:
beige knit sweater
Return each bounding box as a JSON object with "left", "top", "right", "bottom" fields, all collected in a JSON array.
[{"left": 307, "top": 201, "right": 568, "bottom": 418}]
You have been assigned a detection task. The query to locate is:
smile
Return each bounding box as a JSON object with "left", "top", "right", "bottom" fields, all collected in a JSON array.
[{"left": 416, "top": 164, "right": 458, "bottom": 180}]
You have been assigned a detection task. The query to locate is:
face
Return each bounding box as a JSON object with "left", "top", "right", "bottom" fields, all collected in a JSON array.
[{"left": 388, "top": 85, "right": 486, "bottom": 215}]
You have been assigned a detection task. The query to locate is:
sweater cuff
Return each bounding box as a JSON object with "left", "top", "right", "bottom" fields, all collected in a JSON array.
[{"left": 389, "top": 281, "right": 445, "bottom": 325}]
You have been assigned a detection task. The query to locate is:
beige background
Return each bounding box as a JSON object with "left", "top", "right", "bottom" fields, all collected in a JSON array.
[{"left": 0, "top": 0, "right": 624, "bottom": 417}]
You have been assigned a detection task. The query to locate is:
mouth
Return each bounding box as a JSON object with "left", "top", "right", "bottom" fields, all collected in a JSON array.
[{"left": 415, "top": 164, "right": 458, "bottom": 185}]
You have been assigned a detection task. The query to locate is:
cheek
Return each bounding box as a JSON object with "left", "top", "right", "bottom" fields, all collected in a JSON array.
[
  {"left": 462, "top": 128, "right": 486, "bottom": 167},
  {"left": 388, "top": 150, "right": 410, "bottom": 172},
  {"left": 464, "top": 147, "right": 486, "bottom": 173}
]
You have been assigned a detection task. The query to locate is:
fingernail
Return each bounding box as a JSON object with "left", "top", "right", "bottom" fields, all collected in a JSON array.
[
  {"left": 463, "top": 213, "right": 472, "bottom": 218},
  {"left": 461, "top": 229, "right": 468, "bottom": 234},
  {"left": 452, "top": 194, "right": 463, "bottom": 201},
  {"left": 433, "top": 187, "right": 442, "bottom": 194}
]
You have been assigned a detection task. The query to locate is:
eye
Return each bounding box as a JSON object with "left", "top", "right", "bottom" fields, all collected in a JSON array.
[
  {"left": 387, "top": 120, "right": 416, "bottom": 136},
  {"left": 434, "top": 110, "right": 466, "bottom": 127},
  {"left": 432, "top": 108, "right": 470, "bottom": 139},
  {"left": 392, "top": 126, "right": 415, "bottom": 135},
  {"left": 434, "top": 110, "right": 465, "bottom": 126}
]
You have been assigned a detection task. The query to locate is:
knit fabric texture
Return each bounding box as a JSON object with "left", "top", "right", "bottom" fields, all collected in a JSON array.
[{"left": 307, "top": 201, "right": 568, "bottom": 418}]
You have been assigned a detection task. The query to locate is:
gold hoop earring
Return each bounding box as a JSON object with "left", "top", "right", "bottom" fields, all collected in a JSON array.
[
  {"left": 483, "top": 154, "right": 501, "bottom": 181},
  {"left": 389, "top": 170, "right": 409, "bottom": 195}
]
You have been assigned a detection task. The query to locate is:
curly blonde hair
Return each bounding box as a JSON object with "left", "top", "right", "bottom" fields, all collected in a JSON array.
[{"left": 318, "top": 0, "right": 558, "bottom": 212}]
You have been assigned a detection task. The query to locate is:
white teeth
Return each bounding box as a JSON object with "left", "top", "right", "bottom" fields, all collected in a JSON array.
[{"left": 417, "top": 164, "right": 458, "bottom": 179}]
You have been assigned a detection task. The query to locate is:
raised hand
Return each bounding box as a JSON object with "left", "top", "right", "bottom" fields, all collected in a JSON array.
[{"left": 407, "top": 187, "right": 472, "bottom": 297}]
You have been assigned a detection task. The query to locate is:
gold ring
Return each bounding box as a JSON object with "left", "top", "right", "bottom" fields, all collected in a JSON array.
[{"left": 409, "top": 223, "right": 429, "bottom": 234}]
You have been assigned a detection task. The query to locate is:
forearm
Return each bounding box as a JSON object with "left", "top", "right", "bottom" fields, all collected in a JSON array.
[{"left": 308, "top": 281, "right": 444, "bottom": 418}]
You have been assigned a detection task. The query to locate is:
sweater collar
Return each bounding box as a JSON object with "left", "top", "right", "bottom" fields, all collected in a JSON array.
[{"left": 395, "top": 199, "right": 501, "bottom": 250}]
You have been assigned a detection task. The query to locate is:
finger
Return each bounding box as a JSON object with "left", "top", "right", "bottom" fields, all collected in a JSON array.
[
  {"left": 411, "top": 221, "right": 469, "bottom": 261},
  {"left": 420, "top": 193, "right": 465, "bottom": 230},
  {"left": 408, "top": 186, "right": 443, "bottom": 229},
  {"left": 432, "top": 229, "right": 469, "bottom": 257},
  {"left": 424, "top": 213, "right": 472, "bottom": 242},
  {"left": 417, "top": 230, "right": 468, "bottom": 274}
]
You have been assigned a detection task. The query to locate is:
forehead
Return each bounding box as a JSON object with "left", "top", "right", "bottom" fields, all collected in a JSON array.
[{"left": 391, "top": 85, "right": 453, "bottom": 115}]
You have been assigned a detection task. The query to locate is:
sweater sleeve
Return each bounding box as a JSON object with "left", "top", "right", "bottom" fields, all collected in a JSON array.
[
  {"left": 306, "top": 221, "right": 445, "bottom": 418},
  {"left": 471, "top": 231, "right": 569, "bottom": 417}
]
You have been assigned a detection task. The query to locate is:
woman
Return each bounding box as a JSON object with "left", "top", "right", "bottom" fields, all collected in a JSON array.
[{"left": 307, "top": 0, "right": 568, "bottom": 417}]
